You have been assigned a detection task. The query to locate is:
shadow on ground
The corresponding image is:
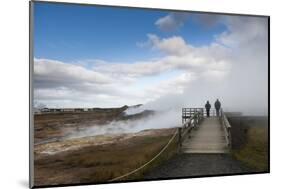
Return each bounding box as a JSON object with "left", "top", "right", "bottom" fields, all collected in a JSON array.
[{"left": 144, "top": 154, "right": 257, "bottom": 179}]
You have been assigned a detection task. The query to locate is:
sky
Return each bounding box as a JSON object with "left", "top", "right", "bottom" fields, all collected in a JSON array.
[{"left": 33, "top": 2, "right": 269, "bottom": 115}]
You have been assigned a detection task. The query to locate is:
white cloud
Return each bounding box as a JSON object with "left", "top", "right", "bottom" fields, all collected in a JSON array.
[
  {"left": 155, "top": 12, "right": 223, "bottom": 32},
  {"left": 147, "top": 34, "right": 191, "bottom": 55},
  {"left": 155, "top": 12, "right": 189, "bottom": 31},
  {"left": 34, "top": 58, "right": 113, "bottom": 87},
  {"left": 94, "top": 34, "right": 231, "bottom": 78}
]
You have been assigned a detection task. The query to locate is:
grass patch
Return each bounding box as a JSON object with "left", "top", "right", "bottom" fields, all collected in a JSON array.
[
  {"left": 120, "top": 134, "right": 179, "bottom": 181},
  {"left": 34, "top": 130, "right": 179, "bottom": 186},
  {"left": 232, "top": 126, "right": 268, "bottom": 171}
]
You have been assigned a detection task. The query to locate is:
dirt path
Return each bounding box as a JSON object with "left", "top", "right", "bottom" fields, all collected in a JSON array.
[{"left": 144, "top": 154, "right": 256, "bottom": 179}]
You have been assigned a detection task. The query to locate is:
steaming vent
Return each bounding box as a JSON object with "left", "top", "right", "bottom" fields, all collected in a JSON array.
[{"left": 124, "top": 104, "right": 144, "bottom": 115}]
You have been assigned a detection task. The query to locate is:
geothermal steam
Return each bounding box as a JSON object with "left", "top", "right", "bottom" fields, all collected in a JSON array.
[{"left": 66, "top": 108, "right": 181, "bottom": 140}]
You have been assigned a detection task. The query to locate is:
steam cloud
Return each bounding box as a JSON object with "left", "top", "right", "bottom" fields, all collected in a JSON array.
[{"left": 66, "top": 109, "right": 181, "bottom": 139}]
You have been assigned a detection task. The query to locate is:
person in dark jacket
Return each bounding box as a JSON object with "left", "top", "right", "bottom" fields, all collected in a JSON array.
[
  {"left": 205, "top": 101, "right": 211, "bottom": 117},
  {"left": 214, "top": 99, "right": 221, "bottom": 116}
]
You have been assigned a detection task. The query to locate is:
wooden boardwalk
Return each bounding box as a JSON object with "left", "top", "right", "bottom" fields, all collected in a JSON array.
[{"left": 182, "top": 117, "right": 229, "bottom": 154}]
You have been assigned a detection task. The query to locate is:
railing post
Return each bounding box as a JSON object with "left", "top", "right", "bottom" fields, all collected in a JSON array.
[
  {"left": 227, "top": 127, "right": 232, "bottom": 147},
  {"left": 178, "top": 127, "right": 182, "bottom": 149}
]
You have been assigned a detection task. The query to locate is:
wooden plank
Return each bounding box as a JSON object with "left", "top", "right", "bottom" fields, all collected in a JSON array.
[{"left": 182, "top": 117, "right": 228, "bottom": 154}]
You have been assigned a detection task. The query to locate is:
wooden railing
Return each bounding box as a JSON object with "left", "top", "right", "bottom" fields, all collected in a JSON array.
[
  {"left": 182, "top": 108, "right": 204, "bottom": 124},
  {"left": 203, "top": 108, "right": 218, "bottom": 117},
  {"left": 182, "top": 108, "right": 221, "bottom": 118},
  {"left": 178, "top": 108, "right": 204, "bottom": 148},
  {"left": 220, "top": 109, "right": 232, "bottom": 147}
]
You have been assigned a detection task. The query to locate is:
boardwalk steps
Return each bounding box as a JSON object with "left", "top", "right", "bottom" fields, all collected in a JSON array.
[{"left": 182, "top": 117, "right": 229, "bottom": 154}]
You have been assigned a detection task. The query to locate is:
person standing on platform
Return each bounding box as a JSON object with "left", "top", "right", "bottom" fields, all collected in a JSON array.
[
  {"left": 215, "top": 99, "right": 221, "bottom": 117},
  {"left": 205, "top": 101, "right": 211, "bottom": 117}
]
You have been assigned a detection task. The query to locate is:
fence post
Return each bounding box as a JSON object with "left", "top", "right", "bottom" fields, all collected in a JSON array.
[{"left": 194, "top": 114, "right": 197, "bottom": 128}]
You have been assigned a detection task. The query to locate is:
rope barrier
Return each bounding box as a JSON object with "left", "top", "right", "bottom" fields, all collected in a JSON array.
[{"left": 109, "top": 128, "right": 179, "bottom": 182}]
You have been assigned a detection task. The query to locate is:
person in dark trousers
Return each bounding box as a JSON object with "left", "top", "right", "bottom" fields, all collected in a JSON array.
[
  {"left": 214, "top": 99, "right": 221, "bottom": 117},
  {"left": 205, "top": 101, "right": 211, "bottom": 117}
]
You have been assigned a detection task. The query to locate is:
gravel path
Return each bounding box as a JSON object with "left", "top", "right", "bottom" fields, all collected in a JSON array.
[{"left": 144, "top": 154, "right": 255, "bottom": 179}]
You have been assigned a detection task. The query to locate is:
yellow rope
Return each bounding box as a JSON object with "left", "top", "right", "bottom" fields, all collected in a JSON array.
[{"left": 109, "top": 128, "right": 179, "bottom": 182}]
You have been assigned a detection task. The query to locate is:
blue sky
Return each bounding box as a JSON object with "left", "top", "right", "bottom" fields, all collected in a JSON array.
[
  {"left": 33, "top": 2, "right": 268, "bottom": 115},
  {"left": 34, "top": 2, "right": 227, "bottom": 63}
]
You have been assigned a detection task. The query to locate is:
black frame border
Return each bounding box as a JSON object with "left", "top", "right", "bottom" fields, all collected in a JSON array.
[{"left": 29, "top": 1, "right": 270, "bottom": 188}]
